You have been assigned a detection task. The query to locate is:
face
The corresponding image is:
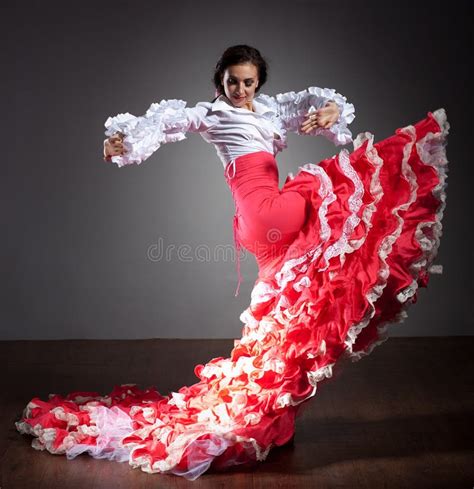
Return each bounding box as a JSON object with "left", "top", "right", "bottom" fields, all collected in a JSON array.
[{"left": 221, "top": 63, "right": 259, "bottom": 108}]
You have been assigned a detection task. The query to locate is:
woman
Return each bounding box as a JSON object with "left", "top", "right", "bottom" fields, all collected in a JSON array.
[{"left": 16, "top": 45, "right": 449, "bottom": 480}]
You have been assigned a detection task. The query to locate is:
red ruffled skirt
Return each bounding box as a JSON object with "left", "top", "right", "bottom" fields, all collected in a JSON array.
[{"left": 15, "top": 109, "right": 449, "bottom": 480}]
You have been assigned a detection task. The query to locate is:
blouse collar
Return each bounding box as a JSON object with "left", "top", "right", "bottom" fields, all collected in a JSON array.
[{"left": 211, "top": 94, "right": 275, "bottom": 116}]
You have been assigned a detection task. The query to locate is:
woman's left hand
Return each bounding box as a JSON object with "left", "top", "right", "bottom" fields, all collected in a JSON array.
[{"left": 300, "top": 101, "right": 340, "bottom": 134}]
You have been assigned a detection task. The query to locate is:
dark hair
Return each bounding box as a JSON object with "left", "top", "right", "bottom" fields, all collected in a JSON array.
[{"left": 211, "top": 45, "right": 269, "bottom": 102}]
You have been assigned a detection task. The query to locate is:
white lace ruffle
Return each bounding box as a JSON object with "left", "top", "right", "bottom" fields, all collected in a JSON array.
[
  {"left": 252, "top": 92, "right": 289, "bottom": 155},
  {"left": 243, "top": 108, "right": 449, "bottom": 363},
  {"left": 344, "top": 108, "right": 449, "bottom": 361},
  {"left": 65, "top": 405, "right": 135, "bottom": 462},
  {"left": 104, "top": 99, "right": 191, "bottom": 167},
  {"left": 275, "top": 86, "right": 356, "bottom": 146},
  {"left": 342, "top": 122, "right": 419, "bottom": 359}
]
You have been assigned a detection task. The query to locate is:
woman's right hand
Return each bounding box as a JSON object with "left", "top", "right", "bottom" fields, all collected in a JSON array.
[{"left": 103, "top": 132, "right": 126, "bottom": 161}]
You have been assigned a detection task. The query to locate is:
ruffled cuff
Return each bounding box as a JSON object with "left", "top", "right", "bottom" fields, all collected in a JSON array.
[
  {"left": 308, "top": 87, "right": 356, "bottom": 145},
  {"left": 276, "top": 86, "right": 356, "bottom": 146},
  {"left": 104, "top": 99, "right": 190, "bottom": 167}
]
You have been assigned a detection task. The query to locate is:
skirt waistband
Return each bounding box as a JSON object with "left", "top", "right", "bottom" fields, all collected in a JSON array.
[{"left": 224, "top": 151, "right": 278, "bottom": 182}]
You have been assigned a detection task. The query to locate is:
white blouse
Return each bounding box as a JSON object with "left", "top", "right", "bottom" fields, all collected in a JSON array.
[{"left": 103, "top": 86, "right": 356, "bottom": 171}]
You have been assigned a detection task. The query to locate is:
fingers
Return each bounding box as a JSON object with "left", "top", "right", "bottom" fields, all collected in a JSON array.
[
  {"left": 103, "top": 135, "right": 126, "bottom": 160},
  {"left": 301, "top": 112, "right": 323, "bottom": 133},
  {"left": 301, "top": 107, "right": 336, "bottom": 133},
  {"left": 109, "top": 132, "right": 124, "bottom": 142},
  {"left": 112, "top": 141, "right": 124, "bottom": 151},
  {"left": 300, "top": 117, "right": 332, "bottom": 133},
  {"left": 105, "top": 142, "right": 124, "bottom": 154},
  {"left": 110, "top": 143, "right": 125, "bottom": 155}
]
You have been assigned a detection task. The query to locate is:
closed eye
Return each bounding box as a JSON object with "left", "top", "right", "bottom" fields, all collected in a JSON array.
[{"left": 228, "top": 79, "right": 254, "bottom": 87}]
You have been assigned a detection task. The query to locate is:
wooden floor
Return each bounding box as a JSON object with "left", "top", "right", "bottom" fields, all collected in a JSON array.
[{"left": 1, "top": 337, "right": 472, "bottom": 489}]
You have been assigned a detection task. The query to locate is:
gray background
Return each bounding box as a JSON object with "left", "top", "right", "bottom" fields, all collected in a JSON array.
[{"left": 2, "top": 0, "right": 472, "bottom": 339}]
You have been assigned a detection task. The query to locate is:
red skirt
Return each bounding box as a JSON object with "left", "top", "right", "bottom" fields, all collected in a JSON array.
[{"left": 15, "top": 109, "right": 449, "bottom": 480}]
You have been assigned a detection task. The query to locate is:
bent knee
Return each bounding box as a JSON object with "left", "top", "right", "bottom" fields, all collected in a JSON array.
[{"left": 258, "top": 191, "right": 308, "bottom": 236}]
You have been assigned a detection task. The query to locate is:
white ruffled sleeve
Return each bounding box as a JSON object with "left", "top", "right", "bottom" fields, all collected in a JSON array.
[
  {"left": 103, "top": 99, "right": 213, "bottom": 167},
  {"left": 275, "top": 86, "right": 356, "bottom": 146}
]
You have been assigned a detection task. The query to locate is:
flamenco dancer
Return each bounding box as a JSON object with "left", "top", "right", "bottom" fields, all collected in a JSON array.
[{"left": 15, "top": 45, "right": 450, "bottom": 480}]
